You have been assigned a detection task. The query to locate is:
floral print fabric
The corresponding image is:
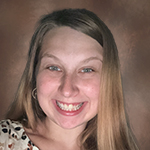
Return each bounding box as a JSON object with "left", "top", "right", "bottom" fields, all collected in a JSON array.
[{"left": 0, "top": 120, "right": 39, "bottom": 150}]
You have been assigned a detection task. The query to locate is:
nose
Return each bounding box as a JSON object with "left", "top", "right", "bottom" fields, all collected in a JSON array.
[{"left": 58, "top": 74, "right": 79, "bottom": 98}]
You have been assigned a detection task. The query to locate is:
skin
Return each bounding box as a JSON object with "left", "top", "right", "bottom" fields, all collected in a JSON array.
[{"left": 25, "top": 27, "right": 103, "bottom": 150}]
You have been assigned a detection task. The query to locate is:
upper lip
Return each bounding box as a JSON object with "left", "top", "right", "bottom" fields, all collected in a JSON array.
[{"left": 55, "top": 100, "right": 85, "bottom": 105}]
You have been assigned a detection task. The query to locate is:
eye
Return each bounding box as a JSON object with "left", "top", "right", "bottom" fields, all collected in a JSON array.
[
  {"left": 81, "top": 68, "right": 94, "bottom": 73},
  {"left": 48, "top": 66, "right": 61, "bottom": 72}
]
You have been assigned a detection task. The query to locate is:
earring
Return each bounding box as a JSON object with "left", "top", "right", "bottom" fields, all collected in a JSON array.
[{"left": 32, "top": 88, "right": 37, "bottom": 99}]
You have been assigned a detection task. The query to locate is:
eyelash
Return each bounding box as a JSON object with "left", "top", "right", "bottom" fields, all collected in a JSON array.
[
  {"left": 80, "top": 68, "right": 95, "bottom": 73},
  {"left": 47, "top": 66, "right": 62, "bottom": 72},
  {"left": 47, "top": 66, "right": 95, "bottom": 73}
]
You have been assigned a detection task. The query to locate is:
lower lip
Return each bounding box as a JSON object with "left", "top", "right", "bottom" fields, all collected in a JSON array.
[{"left": 53, "top": 100, "right": 87, "bottom": 116}]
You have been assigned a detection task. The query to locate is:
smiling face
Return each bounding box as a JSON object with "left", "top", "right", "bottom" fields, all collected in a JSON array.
[{"left": 36, "top": 27, "right": 103, "bottom": 129}]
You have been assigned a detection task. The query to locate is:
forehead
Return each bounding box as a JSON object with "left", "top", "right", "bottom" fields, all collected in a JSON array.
[{"left": 40, "top": 26, "right": 103, "bottom": 59}]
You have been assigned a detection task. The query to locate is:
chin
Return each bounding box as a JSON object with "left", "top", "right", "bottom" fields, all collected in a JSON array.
[{"left": 56, "top": 119, "right": 87, "bottom": 130}]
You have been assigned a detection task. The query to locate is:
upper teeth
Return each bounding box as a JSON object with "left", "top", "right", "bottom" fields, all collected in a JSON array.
[{"left": 56, "top": 101, "right": 83, "bottom": 111}]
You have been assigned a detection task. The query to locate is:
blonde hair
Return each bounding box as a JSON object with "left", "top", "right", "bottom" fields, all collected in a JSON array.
[{"left": 6, "top": 9, "right": 139, "bottom": 150}]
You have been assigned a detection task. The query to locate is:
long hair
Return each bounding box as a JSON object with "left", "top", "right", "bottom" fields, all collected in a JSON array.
[{"left": 6, "top": 9, "right": 139, "bottom": 150}]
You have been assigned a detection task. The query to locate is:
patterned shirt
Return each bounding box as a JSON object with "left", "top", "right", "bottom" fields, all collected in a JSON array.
[{"left": 0, "top": 120, "right": 39, "bottom": 150}]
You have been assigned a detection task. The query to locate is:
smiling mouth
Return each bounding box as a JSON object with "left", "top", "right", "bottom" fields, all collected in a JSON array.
[{"left": 56, "top": 101, "right": 84, "bottom": 111}]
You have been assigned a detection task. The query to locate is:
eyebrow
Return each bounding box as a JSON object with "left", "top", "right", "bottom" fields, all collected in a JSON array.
[
  {"left": 41, "top": 53, "right": 103, "bottom": 63},
  {"left": 40, "top": 53, "right": 60, "bottom": 61},
  {"left": 81, "top": 56, "right": 103, "bottom": 63}
]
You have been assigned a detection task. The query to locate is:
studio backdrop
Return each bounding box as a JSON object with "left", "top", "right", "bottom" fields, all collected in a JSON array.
[{"left": 0, "top": 0, "right": 150, "bottom": 149}]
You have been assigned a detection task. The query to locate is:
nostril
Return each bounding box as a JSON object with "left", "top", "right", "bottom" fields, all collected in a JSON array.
[{"left": 58, "top": 75, "right": 79, "bottom": 98}]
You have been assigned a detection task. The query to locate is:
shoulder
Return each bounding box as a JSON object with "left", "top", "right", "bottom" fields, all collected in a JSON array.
[
  {"left": 0, "top": 119, "right": 24, "bottom": 140},
  {"left": 0, "top": 119, "right": 39, "bottom": 150}
]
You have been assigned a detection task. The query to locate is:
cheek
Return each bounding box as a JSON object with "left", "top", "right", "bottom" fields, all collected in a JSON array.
[
  {"left": 36, "top": 73, "right": 59, "bottom": 95},
  {"left": 82, "top": 78, "right": 100, "bottom": 98},
  {"left": 82, "top": 79, "right": 100, "bottom": 116}
]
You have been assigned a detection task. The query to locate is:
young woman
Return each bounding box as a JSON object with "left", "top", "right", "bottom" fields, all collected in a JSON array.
[{"left": 0, "top": 9, "right": 139, "bottom": 150}]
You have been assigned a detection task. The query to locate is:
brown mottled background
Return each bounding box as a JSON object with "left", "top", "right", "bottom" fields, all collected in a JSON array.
[{"left": 0, "top": 0, "right": 150, "bottom": 149}]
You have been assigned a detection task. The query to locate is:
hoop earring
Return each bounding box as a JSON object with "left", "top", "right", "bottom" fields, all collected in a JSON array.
[{"left": 32, "top": 88, "right": 37, "bottom": 99}]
